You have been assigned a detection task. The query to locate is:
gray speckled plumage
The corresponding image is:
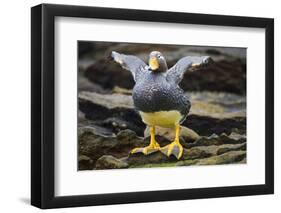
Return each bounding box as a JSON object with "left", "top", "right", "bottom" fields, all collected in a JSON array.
[
  {"left": 132, "top": 71, "right": 190, "bottom": 123},
  {"left": 111, "top": 51, "right": 212, "bottom": 124}
]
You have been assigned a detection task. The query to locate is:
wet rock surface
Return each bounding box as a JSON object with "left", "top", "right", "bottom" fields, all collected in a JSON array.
[
  {"left": 78, "top": 123, "right": 246, "bottom": 170},
  {"left": 78, "top": 42, "right": 247, "bottom": 170}
]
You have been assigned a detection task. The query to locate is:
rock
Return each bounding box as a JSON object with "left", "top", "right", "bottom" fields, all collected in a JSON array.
[
  {"left": 185, "top": 133, "right": 246, "bottom": 148},
  {"left": 179, "top": 60, "right": 246, "bottom": 95},
  {"left": 183, "top": 147, "right": 211, "bottom": 160},
  {"left": 78, "top": 59, "right": 95, "bottom": 71},
  {"left": 125, "top": 147, "right": 211, "bottom": 167},
  {"left": 144, "top": 126, "right": 200, "bottom": 143},
  {"left": 185, "top": 92, "right": 246, "bottom": 135},
  {"left": 78, "top": 125, "right": 115, "bottom": 137},
  {"left": 78, "top": 127, "right": 146, "bottom": 170},
  {"left": 126, "top": 152, "right": 171, "bottom": 166},
  {"left": 196, "top": 150, "right": 246, "bottom": 165},
  {"left": 79, "top": 155, "right": 94, "bottom": 170},
  {"left": 78, "top": 110, "right": 85, "bottom": 122},
  {"left": 84, "top": 58, "right": 136, "bottom": 90},
  {"left": 184, "top": 114, "right": 246, "bottom": 136},
  {"left": 227, "top": 132, "right": 246, "bottom": 141},
  {"left": 191, "top": 145, "right": 221, "bottom": 156},
  {"left": 79, "top": 127, "right": 118, "bottom": 162},
  {"left": 177, "top": 151, "right": 246, "bottom": 166},
  {"left": 237, "top": 157, "right": 247, "bottom": 164},
  {"left": 116, "top": 129, "right": 139, "bottom": 143},
  {"left": 79, "top": 91, "right": 145, "bottom": 136},
  {"left": 94, "top": 117, "right": 137, "bottom": 135},
  {"left": 112, "top": 86, "right": 132, "bottom": 95},
  {"left": 95, "top": 155, "right": 129, "bottom": 169},
  {"left": 190, "top": 100, "right": 224, "bottom": 117},
  {"left": 189, "top": 92, "right": 246, "bottom": 109},
  {"left": 78, "top": 74, "right": 109, "bottom": 93},
  {"left": 190, "top": 100, "right": 246, "bottom": 119},
  {"left": 192, "top": 143, "right": 246, "bottom": 156},
  {"left": 127, "top": 148, "right": 246, "bottom": 168},
  {"left": 78, "top": 126, "right": 247, "bottom": 170},
  {"left": 79, "top": 91, "right": 134, "bottom": 110},
  {"left": 220, "top": 132, "right": 246, "bottom": 143},
  {"left": 78, "top": 41, "right": 95, "bottom": 57},
  {"left": 217, "top": 142, "right": 246, "bottom": 155}
]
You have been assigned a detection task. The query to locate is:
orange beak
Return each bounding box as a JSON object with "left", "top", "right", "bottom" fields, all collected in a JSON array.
[{"left": 149, "top": 57, "right": 159, "bottom": 71}]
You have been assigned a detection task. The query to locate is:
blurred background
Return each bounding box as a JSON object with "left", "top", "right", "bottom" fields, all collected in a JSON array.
[{"left": 78, "top": 41, "right": 246, "bottom": 170}]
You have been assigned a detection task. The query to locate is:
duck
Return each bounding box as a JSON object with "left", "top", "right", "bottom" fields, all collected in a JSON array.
[{"left": 111, "top": 50, "right": 212, "bottom": 159}]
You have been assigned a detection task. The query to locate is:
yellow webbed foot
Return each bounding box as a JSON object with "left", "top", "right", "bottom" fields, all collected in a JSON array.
[
  {"left": 130, "top": 126, "right": 160, "bottom": 155},
  {"left": 160, "top": 140, "right": 183, "bottom": 159},
  {"left": 130, "top": 142, "right": 160, "bottom": 155}
]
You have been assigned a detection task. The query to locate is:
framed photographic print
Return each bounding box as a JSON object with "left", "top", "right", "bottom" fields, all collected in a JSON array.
[{"left": 31, "top": 3, "right": 274, "bottom": 209}]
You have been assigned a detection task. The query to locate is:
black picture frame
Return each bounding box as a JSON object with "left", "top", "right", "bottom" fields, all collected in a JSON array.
[{"left": 31, "top": 3, "right": 274, "bottom": 209}]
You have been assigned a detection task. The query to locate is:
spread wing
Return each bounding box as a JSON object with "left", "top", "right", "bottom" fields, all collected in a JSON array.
[
  {"left": 111, "top": 51, "right": 148, "bottom": 82},
  {"left": 166, "top": 56, "right": 212, "bottom": 84}
]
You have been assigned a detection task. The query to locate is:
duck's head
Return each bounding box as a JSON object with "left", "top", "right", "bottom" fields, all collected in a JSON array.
[{"left": 148, "top": 51, "right": 168, "bottom": 72}]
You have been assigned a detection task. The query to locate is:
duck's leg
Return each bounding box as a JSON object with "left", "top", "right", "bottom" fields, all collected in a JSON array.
[
  {"left": 131, "top": 126, "right": 160, "bottom": 155},
  {"left": 160, "top": 124, "right": 183, "bottom": 159}
]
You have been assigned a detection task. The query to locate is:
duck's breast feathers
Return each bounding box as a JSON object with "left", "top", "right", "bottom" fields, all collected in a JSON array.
[{"left": 132, "top": 73, "right": 190, "bottom": 116}]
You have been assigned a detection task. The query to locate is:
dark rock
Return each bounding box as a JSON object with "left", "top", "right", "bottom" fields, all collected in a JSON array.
[
  {"left": 84, "top": 59, "right": 135, "bottom": 90},
  {"left": 126, "top": 152, "right": 171, "bottom": 166},
  {"left": 192, "top": 143, "right": 246, "bottom": 156},
  {"left": 217, "top": 142, "right": 246, "bottom": 155},
  {"left": 125, "top": 148, "right": 246, "bottom": 168},
  {"left": 78, "top": 125, "right": 115, "bottom": 137},
  {"left": 205, "top": 49, "right": 222, "bottom": 55},
  {"left": 185, "top": 93, "right": 246, "bottom": 136},
  {"left": 125, "top": 147, "right": 211, "bottom": 167},
  {"left": 110, "top": 129, "right": 147, "bottom": 155},
  {"left": 79, "top": 155, "right": 94, "bottom": 170},
  {"left": 79, "top": 128, "right": 118, "bottom": 163},
  {"left": 78, "top": 110, "right": 85, "bottom": 122},
  {"left": 95, "top": 155, "right": 128, "bottom": 169},
  {"left": 189, "top": 92, "right": 246, "bottom": 110},
  {"left": 237, "top": 157, "right": 247, "bottom": 164},
  {"left": 78, "top": 74, "right": 109, "bottom": 93},
  {"left": 78, "top": 42, "right": 95, "bottom": 57},
  {"left": 79, "top": 91, "right": 145, "bottom": 136},
  {"left": 179, "top": 60, "right": 246, "bottom": 95},
  {"left": 177, "top": 151, "right": 246, "bottom": 166},
  {"left": 185, "top": 133, "right": 246, "bottom": 149},
  {"left": 116, "top": 129, "right": 138, "bottom": 142},
  {"left": 78, "top": 125, "right": 247, "bottom": 170},
  {"left": 183, "top": 147, "right": 211, "bottom": 160},
  {"left": 184, "top": 114, "right": 246, "bottom": 136},
  {"left": 112, "top": 86, "right": 133, "bottom": 95},
  {"left": 79, "top": 91, "right": 134, "bottom": 109},
  {"left": 196, "top": 150, "right": 246, "bottom": 165},
  {"left": 78, "top": 127, "right": 146, "bottom": 170}
]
